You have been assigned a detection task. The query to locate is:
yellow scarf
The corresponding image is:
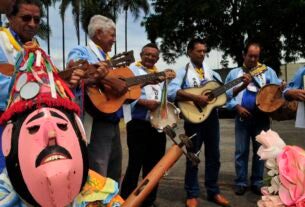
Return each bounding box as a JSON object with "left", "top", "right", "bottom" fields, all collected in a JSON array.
[
  {"left": 96, "top": 44, "right": 111, "bottom": 60},
  {"left": 135, "top": 61, "right": 158, "bottom": 73},
  {"left": 0, "top": 27, "right": 22, "bottom": 51},
  {"left": 195, "top": 67, "right": 204, "bottom": 79}
]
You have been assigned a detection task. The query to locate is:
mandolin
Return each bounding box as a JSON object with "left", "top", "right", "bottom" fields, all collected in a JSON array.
[
  {"left": 256, "top": 84, "right": 297, "bottom": 121},
  {"left": 88, "top": 68, "right": 176, "bottom": 113},
  {"left": 178, "top": 64, "right": 268, "bottom": 123}
]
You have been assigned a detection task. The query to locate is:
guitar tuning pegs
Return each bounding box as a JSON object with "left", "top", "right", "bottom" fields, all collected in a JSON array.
[
  {"left": 179, "top": 134, "right": 193, "bottom": 150},
  {"left": 187, "top": 152, "right": 201, "bottom": 166}
]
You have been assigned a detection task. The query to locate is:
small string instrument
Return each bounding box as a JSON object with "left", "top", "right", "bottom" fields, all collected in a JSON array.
[
  {"left": 256, "top": 84, "right": 297, "bottom": 121},
  {"left": 150, "top": 80, "right": 180, "bottom": 131},
  {"left": 58, "top": 50, "right": 135, "bottom": 81}
]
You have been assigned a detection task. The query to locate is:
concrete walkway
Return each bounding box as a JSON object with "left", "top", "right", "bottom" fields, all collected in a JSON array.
[{"left": 120, "top": 119, "right": 305, "bottom": 207}]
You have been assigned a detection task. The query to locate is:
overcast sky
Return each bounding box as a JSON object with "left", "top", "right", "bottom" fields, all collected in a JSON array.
[{"left": 33, "top": 3, "right": 237, "bottom": 72}]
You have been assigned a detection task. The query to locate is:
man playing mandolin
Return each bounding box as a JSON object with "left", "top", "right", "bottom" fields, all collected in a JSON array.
[
  {"left": 120, "top": 43, "right": 168, "bottom": 207},
  {"left": 168, "top": 38, "right": 230, "bottom": 207},
  {"left": 284, "top": 66, "right": 305, "bottom": 128},
  {"left": 225, "top": 42, "right": 281, "bottom": 196},
  {"left": 67, "top": 15, "right": 128, "bottom": 183}
]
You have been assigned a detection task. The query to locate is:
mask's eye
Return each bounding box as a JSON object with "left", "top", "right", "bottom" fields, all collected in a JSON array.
[
  {"left": 27, "top": 125, "right": 40, "bottom": 134},
  {"left": 57, "top": 123, "right": 68, "bottom": 131}
]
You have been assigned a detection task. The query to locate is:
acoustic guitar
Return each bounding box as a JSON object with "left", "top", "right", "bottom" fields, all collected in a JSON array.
[
  {"left": 58, "top": 50, "right": 135, "bottom": 81},
  {"left": 178, "top": 65, "right": 267, "bottom": 123},
  {"left": 88, "top": 68, "right": 176, "bottom": 113}
]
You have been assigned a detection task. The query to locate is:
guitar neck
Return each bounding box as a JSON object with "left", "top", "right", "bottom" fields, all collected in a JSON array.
[
  {"left": 58, "top": 59, "right": 118, "bottom": 80},
  {"left": 212, "top": 77, "right": 243, "bottom": 97},
  {"left": 211, "top": 65, "right": 267, "bottom": 97},
  {"left": 125, "top": 72, "right": 165, "bottom": 87}
]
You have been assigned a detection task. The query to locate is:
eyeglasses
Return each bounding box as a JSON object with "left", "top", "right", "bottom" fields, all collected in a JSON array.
[{"left": 19, "top": 15, "right": 41, "bottom": 24}]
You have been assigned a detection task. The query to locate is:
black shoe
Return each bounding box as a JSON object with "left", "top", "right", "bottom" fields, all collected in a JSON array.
[
  {"left": 251, "top": 185, "right": 262, "bottom": 195},
  {"left": 235, "top": 185, "right": 247, "bottom": 195}
]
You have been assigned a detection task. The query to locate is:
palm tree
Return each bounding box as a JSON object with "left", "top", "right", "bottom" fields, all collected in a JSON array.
[
  {"left": 59, "top": 0, "right": 82, "bottom": 45},
  {"left": 40, "top": 0, "right": 55, "bottom": 54},
  {"left": 117, "top": 0, "right": 149, "bottom": 52}
]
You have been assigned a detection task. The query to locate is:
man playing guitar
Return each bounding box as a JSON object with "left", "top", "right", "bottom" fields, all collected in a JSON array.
[
  {"left": 168, "top": 38, "right": 230, "bottom": 207},
  {"left": 67, "top": 15, "right": 128, "bottom": 183}
]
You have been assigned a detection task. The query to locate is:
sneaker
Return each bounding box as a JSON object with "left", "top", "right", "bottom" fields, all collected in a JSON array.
[{"left": 235, "top": 185, "right": 247, "bottom": 195}]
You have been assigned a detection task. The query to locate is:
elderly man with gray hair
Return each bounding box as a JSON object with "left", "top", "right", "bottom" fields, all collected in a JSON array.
[{"left": 67, "top": 15, "right": 127, "bottom": 183}]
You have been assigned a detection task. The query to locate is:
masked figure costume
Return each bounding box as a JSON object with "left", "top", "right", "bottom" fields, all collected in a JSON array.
[{"left": 0, "top": 42, "right": 123, "bottom": 207}]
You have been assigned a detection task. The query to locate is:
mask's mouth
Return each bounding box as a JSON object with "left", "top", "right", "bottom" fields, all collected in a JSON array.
[{"left": 35, "top": 145, "right": 72, "bottom": 167}]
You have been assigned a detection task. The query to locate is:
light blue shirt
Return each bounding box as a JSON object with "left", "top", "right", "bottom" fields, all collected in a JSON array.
[
  {"left": 67, "top": 46, "right": 100, "bottom": 64},
  {"left": 67, "top": 45, "right": 122, "bottom": 122},
  {"left": 168, "top": 62, "right": 222, "bottom": 102},
  {"left": 0, "top": 47, "right": 12, "bottom": 112},
  {"left": 128, "top": 63, "right": 165, "bottom": 121},
  {"left": 225, "top": 66, "right": 280, "bottom": 110},
  {"left": 284, "top": 67, "right": 305, "bottom": 91}
]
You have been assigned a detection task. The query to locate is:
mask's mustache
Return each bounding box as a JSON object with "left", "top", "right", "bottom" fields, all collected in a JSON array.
[{"left": 35, "top": 145, "right": 72, "bottom": 167}]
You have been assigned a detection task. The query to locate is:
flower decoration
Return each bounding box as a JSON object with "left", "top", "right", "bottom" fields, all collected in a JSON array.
[{"left": 256, "top": 129, "right": 305, "bottom": 207}]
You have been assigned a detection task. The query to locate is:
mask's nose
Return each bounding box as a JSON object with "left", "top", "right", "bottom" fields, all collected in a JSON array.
[{"left": 44, "top": 122, "right": 57, "bottom": 146}]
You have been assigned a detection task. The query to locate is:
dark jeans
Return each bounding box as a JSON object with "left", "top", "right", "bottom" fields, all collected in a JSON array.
[
  {"left": 234, "top": 113, "right": 270, "bottom": 187},
  {"left": 184, "top": 110, "right": 221, "bottom": 199},
  {"left": 120, "top": 119, "right": 166, "bottom": 206},
  {"left": 88, "top": 119, "right": 122, "bottom": 183}
]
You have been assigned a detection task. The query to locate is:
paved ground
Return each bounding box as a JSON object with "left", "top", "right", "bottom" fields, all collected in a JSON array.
[{"left": 119, "top": 119, "right": 305, "bottom": 207}]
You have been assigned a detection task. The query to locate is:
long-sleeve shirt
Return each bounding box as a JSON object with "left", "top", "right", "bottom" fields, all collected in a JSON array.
[
  {"left": 225, "top": 66, "right": 280, "bottom": 110},
  {"left": 128, "top": 62, "right": 164, "bottom": 121},
  {"left": 168, "top": 61, "right": 222, "bottom": 102}
]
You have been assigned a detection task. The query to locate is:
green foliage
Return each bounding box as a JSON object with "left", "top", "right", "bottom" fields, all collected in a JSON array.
[
  {"left": 81, "top": 0, "right": 115, "bottom": 33},
  {"left": 144, "top": 0, "right": 305, "bottom": 73}
]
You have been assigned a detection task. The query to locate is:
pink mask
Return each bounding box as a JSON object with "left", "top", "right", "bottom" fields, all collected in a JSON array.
[{"left": 2, "top": 107, "right": 88, "bottom": 207}]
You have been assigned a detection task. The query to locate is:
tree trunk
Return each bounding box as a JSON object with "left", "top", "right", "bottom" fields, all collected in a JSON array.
[
  {"left": 125, "top": 9, "right": 128, "bottom": 52},
  {"left": 62, "top": 18, "right": 65, "bottom": 69},
  {"left": 77, "top": 19, "right": 80, "bottom": 45},
  {"left": 47, "top": 6, "right": 50, "bottom": 55},
  {"left": 114, "top": 4, "right": 117, "bottom": 55}
]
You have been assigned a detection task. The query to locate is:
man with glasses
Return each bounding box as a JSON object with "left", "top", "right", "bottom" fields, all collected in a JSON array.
[
  {"left": 0, "top": 0, "right": 42, "bottom": 173},
  {"left": 0, "top": 0, "right": 16, "bottom": 14}
]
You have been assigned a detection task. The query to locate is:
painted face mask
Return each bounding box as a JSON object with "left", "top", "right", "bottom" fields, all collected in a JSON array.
[{"left": 2, "top": 107, "right": 88, "bottom": 207}]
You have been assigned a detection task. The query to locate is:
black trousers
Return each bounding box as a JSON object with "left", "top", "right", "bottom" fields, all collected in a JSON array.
[{"left": 120, "top": 119, "right": 166, "bottom": 206}]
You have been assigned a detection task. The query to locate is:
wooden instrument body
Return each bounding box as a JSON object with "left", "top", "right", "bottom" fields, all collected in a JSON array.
[
  {"left": 150, "top": 102, "right": 180, "bottom": 131},
  {"left": 178, "top": 81, "right": 227, "bottom": 123},
  {"left": 0, "top": 63, "right": 14, "bottom": 76},
  {"left": 256, "top": 84, "right": 297, "bottom": 121},
  {"left": 87, "top": 67, "right": 141, "bottom": 114},
  {"left": 121, "top": 144, "right": 183, "bottom": 207}
]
